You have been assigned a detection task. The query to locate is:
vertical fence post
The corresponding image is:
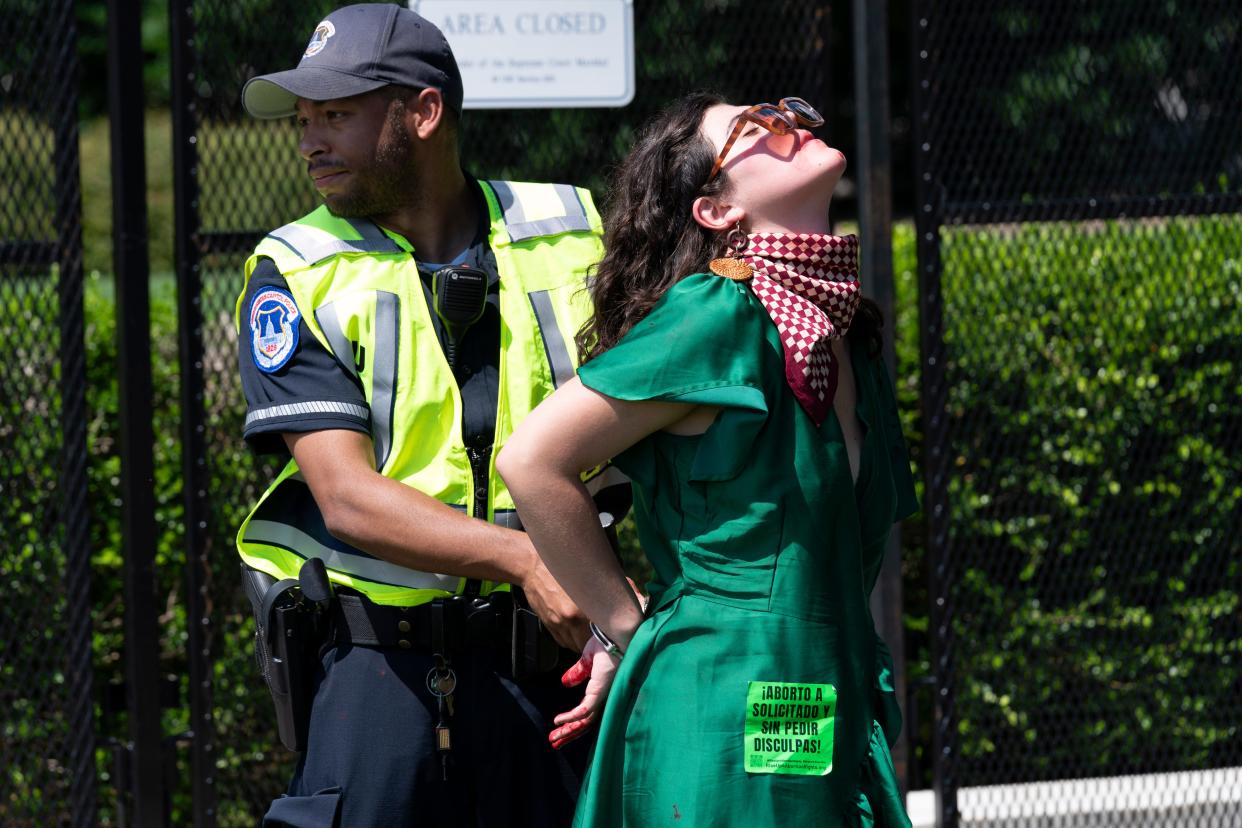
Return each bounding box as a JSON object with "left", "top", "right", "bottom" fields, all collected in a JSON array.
[
  {"left": 852, "top": 0, "right": 907, "bottom": 796},
  {"left": 169, "top": 0, "right": 218, "bottom": 823},
  {"left": 107, "top": 0, "right": 167, "bottom": 823},
  {"left": 52, "top": 0, "right": 98, "bottom": 822},
  {"left": 911, "top": 2, "right": 958, "bottom": 825},
  {"left": 851, "top": 0, "right": 895, "bottom": 372}
]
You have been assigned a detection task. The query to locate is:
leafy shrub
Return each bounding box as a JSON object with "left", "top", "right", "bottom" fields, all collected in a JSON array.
[{"left": 927, "top": 216, "right": 1242, "bottom": 782}]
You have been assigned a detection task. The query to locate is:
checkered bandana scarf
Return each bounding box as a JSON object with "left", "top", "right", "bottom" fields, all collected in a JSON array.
[{"left": 742, "top": 232, "right": 860, "bottom": 426}]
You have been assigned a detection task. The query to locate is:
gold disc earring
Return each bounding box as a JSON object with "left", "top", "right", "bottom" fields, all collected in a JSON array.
[{"left": 709, "top": 224, "right": 754, "bottom": 281}]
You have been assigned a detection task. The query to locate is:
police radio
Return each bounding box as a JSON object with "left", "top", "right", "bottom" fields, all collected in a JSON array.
[{"left": 432, "top": 266, "right": 489, "bottom": 368}]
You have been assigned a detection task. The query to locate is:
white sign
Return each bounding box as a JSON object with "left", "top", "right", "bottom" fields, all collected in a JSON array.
[{"left": 412, "top": 1, "right": 634, "bottom": 109}]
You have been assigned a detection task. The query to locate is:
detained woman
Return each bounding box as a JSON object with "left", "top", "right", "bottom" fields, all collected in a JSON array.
[{"left": 496, "top": 92, "right": 918, "bottom": 827}]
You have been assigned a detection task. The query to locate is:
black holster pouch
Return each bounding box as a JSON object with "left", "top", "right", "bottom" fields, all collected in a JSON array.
[
  {"left": 510, "top": 597, "right": 562, "bottom": 680},
  {"left": 504, "top": 510, "right": 621, "bottom": 680},
  {"left": 241, "top": 559, "right": 334, "bottom": 752}
]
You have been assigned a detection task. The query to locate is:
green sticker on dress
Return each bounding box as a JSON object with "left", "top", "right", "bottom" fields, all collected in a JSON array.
[{"left": 744, "top": 681, "right": 836, "bottom": 776}]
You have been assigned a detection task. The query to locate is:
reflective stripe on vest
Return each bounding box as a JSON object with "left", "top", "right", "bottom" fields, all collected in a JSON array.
[
  {"left": 313, "top": 292, "right": 400, "bottom": 471},
  {"left": 240, "top": 471, "right": 468, "bottom": 593},
  {"left": 244, "top": 521, "right": 460, "bottom": 592},
  {"left": 237, "top": 180, "right": 604, "bottom": 606},
  {"left": 488, "top": 180, "right": 591, "bottom": 242},
  {"left": 267, "top": 216, "right": 403, "bottom": 265},
  {"left": 528, "top": 289, "right": 575, "bottom": 388}
]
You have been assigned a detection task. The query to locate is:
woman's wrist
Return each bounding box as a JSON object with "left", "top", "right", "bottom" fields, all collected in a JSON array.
[
  {"left": 589, "top": 622, "right": 625, "bottom": 659},
  {"left": 604, "top": 602, "right": 646, "bottom": 652}
]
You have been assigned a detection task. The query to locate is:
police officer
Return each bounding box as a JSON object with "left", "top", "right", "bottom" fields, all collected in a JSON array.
[{"left": 234, "top": 5, "right": 623, "bottom": 825}]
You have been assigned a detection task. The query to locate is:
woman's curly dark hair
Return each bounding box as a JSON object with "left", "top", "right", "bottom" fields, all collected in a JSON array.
[{"left": 576, "top": 92, "right": 882, "bottom": 364}]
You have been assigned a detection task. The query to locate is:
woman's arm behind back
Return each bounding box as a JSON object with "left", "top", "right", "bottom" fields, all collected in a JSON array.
[{"left": 497, "top": 376, "right": 695, "bottom": 647}]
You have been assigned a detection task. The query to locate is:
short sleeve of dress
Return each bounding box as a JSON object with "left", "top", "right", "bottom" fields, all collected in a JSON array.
[{"left": 578, "top": 272, "right": 775, "bottom": 481}]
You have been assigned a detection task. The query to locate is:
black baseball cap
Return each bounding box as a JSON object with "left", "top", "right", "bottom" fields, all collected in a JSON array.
[{"left": 242, "top": 3, "right": 463, "bottom": 119}]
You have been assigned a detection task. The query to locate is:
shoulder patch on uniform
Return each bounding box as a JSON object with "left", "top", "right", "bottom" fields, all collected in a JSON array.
[{"left": 249, "top": 288, "right": 301, "bottom": 373}]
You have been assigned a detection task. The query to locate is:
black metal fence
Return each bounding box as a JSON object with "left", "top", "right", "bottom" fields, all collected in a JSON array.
[
  {"left": 4, "top": 0, "right": 1242, "bottom": 825},
  {"left": 0, "top": 0, "right": 94, "bottom": 825},
  {"left": 913, "top": 1, "right": 1242, "bottom": 824}
]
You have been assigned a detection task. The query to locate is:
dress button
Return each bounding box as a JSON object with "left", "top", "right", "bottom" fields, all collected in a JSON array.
[
  {"left": 398, "top": 620, "right": 411, "bottom": 633},
  {"left": 475, "top": 487, "right": 487, "bottom": 500},
  {"left": 398, "top": 639, "right": 411, "bottom": 649}
]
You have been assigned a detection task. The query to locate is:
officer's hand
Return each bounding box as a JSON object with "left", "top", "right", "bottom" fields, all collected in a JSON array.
[
  {"left": 520, "top": 557, "right": 590, "bottom": 651},
  {"left": 549, "top": 638, "right": 618, "bottom": 750}
]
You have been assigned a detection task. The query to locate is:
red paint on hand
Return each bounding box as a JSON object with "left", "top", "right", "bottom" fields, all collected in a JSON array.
[
  {"left": 549, "top": 717, "right": 593, "bottom": 750},
  {"left": 561, "top": 651, "right": 592, "bottom": 687}
]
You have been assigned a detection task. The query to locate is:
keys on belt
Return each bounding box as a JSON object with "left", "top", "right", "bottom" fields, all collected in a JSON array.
[{"left": 427, "top": 653, "right": 457, "bottom": 780}]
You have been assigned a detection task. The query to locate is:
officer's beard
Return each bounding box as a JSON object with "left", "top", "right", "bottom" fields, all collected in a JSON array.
[{"left": 322, "top": 102, "right": 420, "bottom": 219}]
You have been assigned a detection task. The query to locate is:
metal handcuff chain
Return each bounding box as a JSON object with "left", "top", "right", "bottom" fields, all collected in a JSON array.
[{"left": 589, "top": 621, "right": 624, "bottom": 659}]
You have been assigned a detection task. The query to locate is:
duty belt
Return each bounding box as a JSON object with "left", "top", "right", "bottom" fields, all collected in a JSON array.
[
  {"left": 333, "top": 590, "right": 512, "bottom": 651},
  {"left": 333, "top": 589, "right": 562, "bottom": 678}
]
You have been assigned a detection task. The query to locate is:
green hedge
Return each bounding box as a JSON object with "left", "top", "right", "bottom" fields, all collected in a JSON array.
[{"left": 912, "top": 216, "right": 1242, "bottom": 782}]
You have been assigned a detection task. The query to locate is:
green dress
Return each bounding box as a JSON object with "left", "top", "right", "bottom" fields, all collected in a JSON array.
[{"left": 574, "top": 273, "right": 919, "bottom": 827}]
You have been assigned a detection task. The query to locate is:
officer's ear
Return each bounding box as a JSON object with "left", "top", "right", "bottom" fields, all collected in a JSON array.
[{"left": 410, "top": 87, "right": 447, "bottom": 141}]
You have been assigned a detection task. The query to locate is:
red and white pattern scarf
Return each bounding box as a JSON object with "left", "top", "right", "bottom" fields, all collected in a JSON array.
[{"left": 742, "top": 232, "right": 860, "bottom": 426}]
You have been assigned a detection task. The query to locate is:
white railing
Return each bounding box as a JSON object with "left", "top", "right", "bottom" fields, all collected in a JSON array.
[{"left": 907, "top": 766, "right": 1242, "bottom": 827}]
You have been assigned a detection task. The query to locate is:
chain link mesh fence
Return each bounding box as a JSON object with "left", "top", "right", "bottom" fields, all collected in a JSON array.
[
  {"left": 0, "top": 0, "right": 95, "bottom": 825},
  {"left": 914, "top": 1, "right": 1242, "bottom": 823},
  {"left": 8, "top": 0, "right": 1240, "bottom": 823}
]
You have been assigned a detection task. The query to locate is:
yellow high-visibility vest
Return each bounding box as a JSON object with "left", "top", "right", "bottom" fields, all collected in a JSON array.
[{"left": 235, "top": 180, "right": 604, "bottom": 606}]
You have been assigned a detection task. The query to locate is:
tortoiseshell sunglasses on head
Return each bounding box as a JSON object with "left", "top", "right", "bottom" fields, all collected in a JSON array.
[{"left": 707, "top": 97, "right": 825, "bottom": 182}]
